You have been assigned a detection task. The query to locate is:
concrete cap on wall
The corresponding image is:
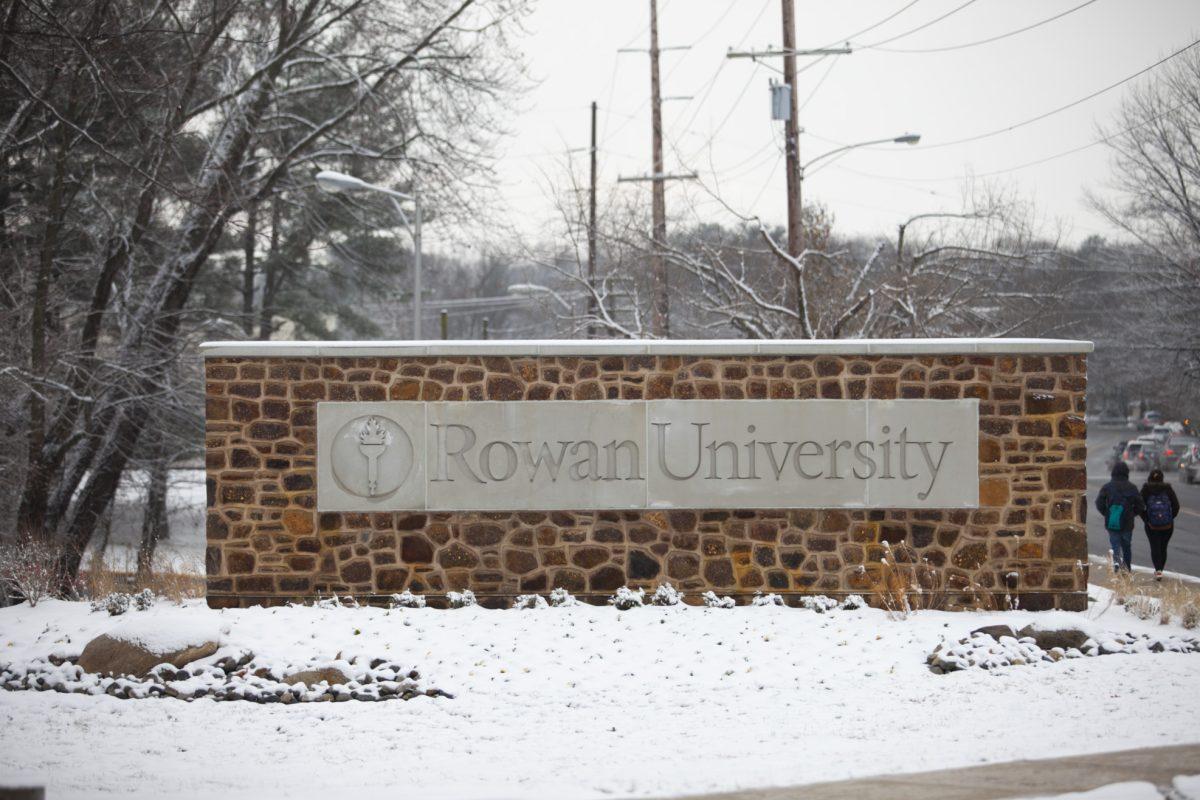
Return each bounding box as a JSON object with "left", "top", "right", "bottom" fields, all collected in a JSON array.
[{"left": 199, "top": 338, "right": 1095, "bottom": 358}]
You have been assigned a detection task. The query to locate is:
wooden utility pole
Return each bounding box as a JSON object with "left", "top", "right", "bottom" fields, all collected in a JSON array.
[
  {"left": 780, "top": 0, "right": 803, "bottom": 312},
  {"left": 587, "top": 100, "right": 598, "bottom": 339},
  {"left": 726, "top": 10, "right": 850, "bottom": 324},
  {"left": 618, "top": 2, "right": 696, "bottom": 337},
  {"left": 648, "top": 0, "right": 669, "bottom": 337}
]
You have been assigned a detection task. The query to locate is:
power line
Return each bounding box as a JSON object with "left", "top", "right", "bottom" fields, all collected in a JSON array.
[
  {"left": 669, "top": 0, "right": 773, "bottom": 143},
  {"left": 914, "top": 37, "right": 1200, "bottom": 149},
  {"left": 819, "top": 0, "right": 923, "bottom": 49},
  {"left": 871, "top": 0, "right": 1102, "bottom": 53},
  {"left": 862, "top": 0, "right": 983, "bottom": 48},
  {"left": 796, "top": 53, "right": 838, "bottom": 114},
  {"left": 829, "top": 96, "right": 1191, "bottom": 184}
]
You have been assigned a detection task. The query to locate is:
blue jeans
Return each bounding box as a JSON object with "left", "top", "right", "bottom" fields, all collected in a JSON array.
[{"left": 1109, "top": 530, "right": 1133, "bottom": 571}]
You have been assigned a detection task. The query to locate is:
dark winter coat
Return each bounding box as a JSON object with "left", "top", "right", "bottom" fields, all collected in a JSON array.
[
  {"left": 1140, "top": 481, "right": 1180, "bottom": 529},
  {"left": 1095, "top": 463, "right": 1145, "bottom": 534}
]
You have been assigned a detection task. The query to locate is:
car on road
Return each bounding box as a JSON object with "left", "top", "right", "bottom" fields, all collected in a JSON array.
[
  {"left": 1182, "top": 444, "right": 1200, "bottom": 484},
  {"left": 1150, "top": 424, "right": 1174, "bottom": 444},
  {"left": 1135, "top": 410, "right": 1164, "bottom": 431},
  {"left": 1162, "top": 435, "right": 1200, "bottom": 471},
  {"left": 1122, "top": 440, "right": 1161, "bottom": 471}
]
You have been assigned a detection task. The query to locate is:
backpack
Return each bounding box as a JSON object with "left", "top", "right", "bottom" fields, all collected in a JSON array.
[
  {"left": 1105, "top": 502, "right": 1126, "bottom": 532},
  {"left": 1146, "top": 492, "right": 1173, "bottom": 530}
]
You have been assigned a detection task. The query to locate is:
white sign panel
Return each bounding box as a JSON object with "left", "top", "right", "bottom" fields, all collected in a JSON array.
[{"left": 315, "top": 399, "right": 978, "bottom": 512}]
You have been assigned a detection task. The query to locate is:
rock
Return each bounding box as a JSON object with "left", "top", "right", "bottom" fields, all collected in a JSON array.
[
  {"left": 77, "top": 634, "right": 219, "bottom": 678},
  {"left": 1016, "top": 626, "right": 1090, "bottom": 652},
  {"left": 971, "top": 625, "right": 1016, "bottom": 640},
  {"left": 283, "top": 666, "right": 351, "bottom": 687}
]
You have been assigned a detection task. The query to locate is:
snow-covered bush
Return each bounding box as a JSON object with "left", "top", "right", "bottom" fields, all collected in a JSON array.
[
  {"left": 446, "top": 589, "right": 477, "bottom": 609},
  {"left": 512, "top": 594, "right": 548, "bottom": 610},
  {"left": 1182, "top": 602, "right": 1199, "bottom": 630},
  {"left": 388, "top": 590, "right": 426, "bottom": 609},
  {"left": 608, "top": 586, "right": 645, "bottom": 610},
  {"left": 548, "top": 588, "right": 580, "bottom": 607},
  {"left": 133, "top": 588, "right": 156, "bottom": 611},
  {"left": 800, "top": 595, "right": 839, "bottom": 614},
  {"left": 702, "top": 591, "right": 735, "bottom": 609},
  {"left": 840, "top": 594, "right": 866, "bottom": 610},
  {"left": 650, "top": 583, "right": 683, "bottom": 606},
  {"left": 90, "top": 589, "right": 158, "bottom": 615},
  {"left": 92, "top": 592, "right": 131, "bottom": 616},
  {"left": 750, "top": 592, "right": 784, "bottom": 607},
  {"left": 313, "top": 595, "right": 357, "bottom": 609},
  {"left": 1125, "top": 595, "right": 1158, "bottom": 621}
]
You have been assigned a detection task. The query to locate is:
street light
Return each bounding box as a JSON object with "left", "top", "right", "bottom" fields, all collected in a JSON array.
[
  {"left": 315, "top": 169, "right": 423, "bottom": 339},
  {"left": 800, "top": 133, "right": 921, "bottom": 176}
]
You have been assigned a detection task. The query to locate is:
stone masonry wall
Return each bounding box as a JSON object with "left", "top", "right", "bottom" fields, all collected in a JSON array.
[{"left": 204, "top": 352, "right": 1088, "bottom": 609}]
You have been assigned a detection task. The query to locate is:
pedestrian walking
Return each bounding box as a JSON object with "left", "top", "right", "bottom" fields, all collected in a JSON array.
[
  {"left": 1140, "top": 468, "right": 1180, "bottom": 580},
  {"left": 1096, "top": 462, "right": 1145, "bottom": 572}
]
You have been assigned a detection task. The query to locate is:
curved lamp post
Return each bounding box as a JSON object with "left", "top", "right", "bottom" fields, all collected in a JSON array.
[
  {"left": 316, "top": 170, "right": 423, "bottom": 339},
  {"left": 801, "top": 132, "right": 921, "bottom": 177}
]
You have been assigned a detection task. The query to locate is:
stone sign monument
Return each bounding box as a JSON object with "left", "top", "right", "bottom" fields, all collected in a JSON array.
[{"left": 202, "top": 339, "right": 1091, "bottom": 609}]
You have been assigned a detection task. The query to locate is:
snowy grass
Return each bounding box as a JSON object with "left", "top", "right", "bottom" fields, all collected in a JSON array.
[{"left": 1, "top": 590, "right": 1199, "bottom": 799}]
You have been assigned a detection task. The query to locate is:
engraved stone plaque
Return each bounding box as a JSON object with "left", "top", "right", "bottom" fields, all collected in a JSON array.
[{"left": 315, "top": 399, "right": 979, "bottom": 511}]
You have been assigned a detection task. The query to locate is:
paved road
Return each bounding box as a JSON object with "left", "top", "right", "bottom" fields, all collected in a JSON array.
[
  {"left": 1087, "top": 424, "right": 1200, "bottom": 578},
  {"left": 660, "top": 743, "right": 1200, "bottom": 800}
]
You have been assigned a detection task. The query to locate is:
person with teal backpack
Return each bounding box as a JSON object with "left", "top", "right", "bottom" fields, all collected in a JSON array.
[
  {"left": 1095, "top": 461, "right": 1145, "bottom": 572},
  {"left": 1140, "top": 469, "right": 1180, "bottom": 580}
]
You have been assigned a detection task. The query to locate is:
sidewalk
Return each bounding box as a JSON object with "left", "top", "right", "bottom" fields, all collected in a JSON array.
[{"left": 661, "top": 743, "right": 1200, "bottom": 800}]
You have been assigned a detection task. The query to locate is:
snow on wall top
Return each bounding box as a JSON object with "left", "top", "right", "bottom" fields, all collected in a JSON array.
[{"left": 200, "top": 338, "right": 1094, "bottom": 358}]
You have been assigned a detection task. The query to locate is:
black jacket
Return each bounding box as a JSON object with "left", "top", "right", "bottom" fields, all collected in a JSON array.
[
  {"left": 1095, "top": 464, "right": 1145, "bottom": 534},
  {"left": 1140, "top": 481, "right": 1180, "bottom": 529}
]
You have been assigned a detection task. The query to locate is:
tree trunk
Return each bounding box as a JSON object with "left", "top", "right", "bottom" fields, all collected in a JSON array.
[
  {"left": 136, "top": 437, "right": 170, "bottom": 583},
  {"left": 241, "top": 200, "right": 257, "bottom": 335}
]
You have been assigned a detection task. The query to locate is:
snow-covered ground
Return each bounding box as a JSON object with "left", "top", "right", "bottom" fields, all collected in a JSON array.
[{"left": 2, "top": 590, "right": 1199, "bottom": 800}]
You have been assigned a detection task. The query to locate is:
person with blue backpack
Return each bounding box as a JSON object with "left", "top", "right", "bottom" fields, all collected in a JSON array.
[
  {"left": 1095, "top": 461, "right": 1145, "bottom": 572},
  {"left": 1140, "top": 468, "right": 1180, "bottom": 580}
]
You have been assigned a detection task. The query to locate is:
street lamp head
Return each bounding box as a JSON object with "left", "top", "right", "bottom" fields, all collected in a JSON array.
[
  {"left": 315, "top": 170, "right": 368, "bottom": 193},
  {"left": 894, "top": 133, "right": 921, "bottom": 146}
]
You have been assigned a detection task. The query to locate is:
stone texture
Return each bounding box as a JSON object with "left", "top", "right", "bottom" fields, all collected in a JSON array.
[{"left": 205, "top": 352, "right": 1089, "bottom": 609}]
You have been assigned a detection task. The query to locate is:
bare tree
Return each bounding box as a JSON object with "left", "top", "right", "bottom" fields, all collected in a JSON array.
[
  {"left": 1090, "top": 46, "right": 1200, "bottom": 383},
  {"left": 531, "top": 170, "right": 1066, "bottom": 341},
  {"left": 0, "top": 0, "right": 530, "bottom": 582}
]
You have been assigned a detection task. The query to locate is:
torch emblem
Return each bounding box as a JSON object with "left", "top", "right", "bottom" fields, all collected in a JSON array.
[
  {"left": 357, "top": 415, "right": 389, "bottom": 496},
  {"left": 327, "top": 411, "right": 413, "bottom": 501}
]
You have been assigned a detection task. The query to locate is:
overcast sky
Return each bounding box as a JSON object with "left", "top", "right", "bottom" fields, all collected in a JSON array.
[{"left": 466, "top": 0, "right": 1200, "bottom": 254}]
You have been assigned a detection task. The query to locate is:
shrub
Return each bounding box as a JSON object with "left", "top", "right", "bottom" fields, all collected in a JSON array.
[
  {"left": 512, "top": 594, "right": 548, "bottom": 610},
  {"left": 702, "top": 591, "right": 735, "bottom": 609},
  {"left": 650, "top": 583, "right": 683, "bottom": 606},
  {"left": 1182, "top": 603, "right": 1199, "bottom": 630},
  {"left": 1125, "top": 595, "right": 1158, "bottom": 621},
  {"left": 608, "top": 587, "right": 645, "bottom": 610},
  {"left": 800, "top": 595, "right": 839, "bottom": 614},
  {"left": 388, "top": 590, "right": 426, "bottom": 609},
  {"left": 133, "top": 588, "right": 156, "bottom": 611},
  {"left": 0, "top": 538, "right": 75, "bottom": 607},
  {"left": 750, "top": 592, "right": 784, "bottom": 607},
  {"left": 547, "top": 588, "right": 580, "bottom": 607},
  {"left": 446, "top": 589, "right": 477, "bottom": 609},
  {"left": 840, "top": 594, "right": 866, "bottom": 610},
  {"left": 91, "top": 592, "right": 131, "bottom": 616}
]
